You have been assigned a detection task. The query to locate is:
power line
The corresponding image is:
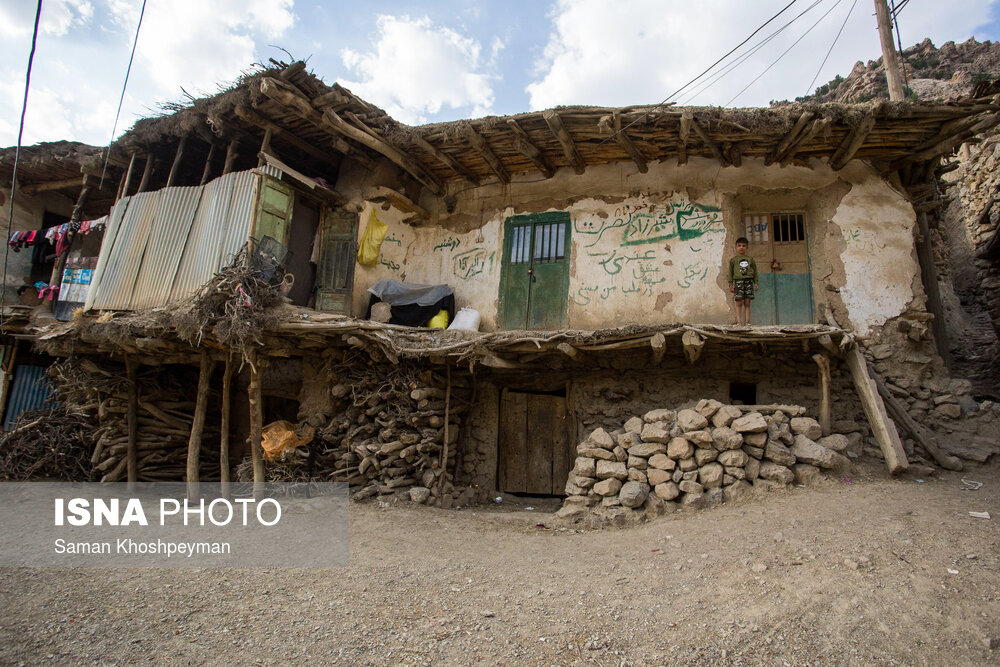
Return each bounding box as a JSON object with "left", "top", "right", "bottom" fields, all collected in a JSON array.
[
  {"left": 2, "top": 0, "right": 44, "bottom": 329},
  {"left": 726, "top": 0, "right": 845, "bottom": 106},
  {"left": 604, "top": 0, "right": 801, "bottom": 142},
  {"left": 890, "top": 0, "right": 911, "bottom": 17},
  {"left": 679, "top": 0, "right": 827, "bottom": 106},
  {"left": 806, "top": 0, "right": 859, "bottom": 96},
  {"left": 100, "top": 0, "right": 147, "bottom": 189},
  {"left": 890, "top": 0, "right": 908, "bottom": 88}
]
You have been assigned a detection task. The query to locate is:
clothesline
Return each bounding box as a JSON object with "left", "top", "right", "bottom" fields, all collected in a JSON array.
[{"left": 7, "top": 219, "right": 106, "bottom": 256}]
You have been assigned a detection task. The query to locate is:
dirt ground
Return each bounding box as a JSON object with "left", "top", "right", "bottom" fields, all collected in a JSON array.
[{"left": 1, "top": 463, "right": 998, "bottom": 666}]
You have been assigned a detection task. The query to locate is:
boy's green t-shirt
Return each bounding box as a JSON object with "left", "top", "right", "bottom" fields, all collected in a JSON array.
[{"left": 728, "top": 255, "right": 758, "bottom": 284}]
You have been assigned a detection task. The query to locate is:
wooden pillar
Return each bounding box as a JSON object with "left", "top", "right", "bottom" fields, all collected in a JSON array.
[
  {"left": 119, "top": 151, "right": 137, "bottom": 199},
  {"left": 137, "top": 153, "right": 154, "bottom": 193},
  {"left": 915, "top": 211, "right": 951, "bottom": 367},
  {"left": 186, "top": 351, "right": 215, "bottom": 499},
  {"left": 248, "top": 348, "right": 265, "bottom": 496},
  {"left": 223, "top": 140, "right": 240, "bottom": 175},
  {"left": 166, "top": 136, "right": 187, "bottom": 187},
  {"left": 682, "top": 330, "right": 704, "bottom": 364},
  {"left": 257, "top": 129, "right": 272, "bottom": 167},
  {"left": 126, "top": 357, "right": 139, "bottom": 491},
  {"left": 650, "top": 332, "right": 666, "bottom": 365},
  {"left": 812, "top": 353, "right": 831, "bottom": 437},
  {"left": 219, "top": 353, "right": 233, "bottom": 497},
  {"left": 70, "top": 175, "right": 94, "bottom": 223},
  {"left": 845, "top": 345, "right": 907, "bottom": 474},
  {"left": 199, "top": 142, "right": 217, "bottom": 186}
]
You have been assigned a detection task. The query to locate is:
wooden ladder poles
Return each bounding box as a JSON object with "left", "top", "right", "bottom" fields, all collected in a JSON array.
[{"left": 845, "top": 345, "right": 908, "bottom": 474}]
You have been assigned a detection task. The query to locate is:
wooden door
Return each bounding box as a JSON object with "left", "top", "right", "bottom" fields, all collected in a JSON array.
[
  {"left": 253, "top": 176, "right": 294, "bottom": 246},
  {"left": 315, "top": 207, "right": 357, "bottom": 314},
  {"left": 498, "top": 390, "right": 574, "bottom": 495},
  {"left": 499, "top": 212, "right": 571, "bottom": 330},
  {"left": 743, "top": 212, "right": 814, "bottom": 325}
]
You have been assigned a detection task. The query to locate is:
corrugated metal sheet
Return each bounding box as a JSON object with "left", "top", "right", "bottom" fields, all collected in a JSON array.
[
  {"left": 88, "top": 168, "right": 277, "bottom": 311},
  {"left": 3, "top": 365, "right": 54, "bottom": 431}
]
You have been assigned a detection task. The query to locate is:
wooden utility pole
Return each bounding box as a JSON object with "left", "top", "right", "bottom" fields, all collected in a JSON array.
[{"left": 874, "top": 0, "right": 906, "bottom": 101}]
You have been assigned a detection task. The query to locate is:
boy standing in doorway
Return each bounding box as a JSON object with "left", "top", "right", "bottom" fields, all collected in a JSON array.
[{"left": 728, "top": 236, "right": 758, "bottom": 326}]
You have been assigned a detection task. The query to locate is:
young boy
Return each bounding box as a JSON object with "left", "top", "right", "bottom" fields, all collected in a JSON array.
[{"left": 728, "top": 237, "right": 758, "bottom": 326}]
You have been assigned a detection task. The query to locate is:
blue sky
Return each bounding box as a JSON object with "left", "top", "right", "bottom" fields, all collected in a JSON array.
[{"left": 1, "top": 0, "right": 999, "bottom": 147}]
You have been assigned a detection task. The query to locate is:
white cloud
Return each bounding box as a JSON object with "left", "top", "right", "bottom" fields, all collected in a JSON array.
[
  {"left": 527, "top": 0, "right": 1000, "bottom": 110},
  {"left": 41, "top": 0, "right": 94, "bottom": 37},
  {"left": 338, "top": 15, "right": 499, "bottom": 125}
]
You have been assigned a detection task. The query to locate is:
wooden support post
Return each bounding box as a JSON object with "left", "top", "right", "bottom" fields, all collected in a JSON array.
[
  {"left": 817, "top": 334, "right": 841, "bottom": 357},
  {"left": 126, "top": 357, "right": 138, "bottom": 491},
  {"left": 248, "top": 349, "right": 265, "bottom": 496},
  {"left": 70, "top": 175, "right": 94, "bottom": 223},
  {"left": 137, "top": 153, "right": 153, "bottom": 192},
  {"left": 120, "top": 151, "right": 137, "bottom": 198},
  {"left": 506, "top": 118, "right": 554, "bottom": 178},
  {"left": 437, "top": 365, "right": 452, "bottom": 498},
  {"left": 200, "top": 142, "right": 217, "bottom": 186},
  {"left": 220, "top": 353, "right": 233, "bottom": 497},
  {"left": 166, "top": 136, "right": 186, "bottom": 187},
  {"left": 650, "top": 332, "right": 666, "bottom": 365},
  {"left": 845, "top": 345, "right": 907, "bottom": 474},
  {"left": 872, "top": 372, "right": 963, "bottom": 471},
  {"left": 257, "top": 129, "right": 272, "bottom": 168},
  {"left": 222, "top": 139, "right": 240, "bottom": 175},
  {"left": 543, "top": 110, "right": 586, "bottom": 174},
  {"left": 812, "top": 353, "right": 831, "bottom": 437},
  {"left": 186, "top": 351, "right": 214, "bottom": 499},
  {"left": 682, "top": 330, "right": 704, "bottom": 364}
]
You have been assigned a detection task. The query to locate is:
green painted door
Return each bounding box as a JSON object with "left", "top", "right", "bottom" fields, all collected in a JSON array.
[
  {"left": 315, "top": 207, "right": 357, "bottom": 314},
  {"left": 253, "top": 176, "right": 294, "bottom": 246},
  {"left": 499, "top": 212, "right": 571, "bottom": 330},
  {"left": 744, "top": 212, "right": 814, "bottom": 326}
]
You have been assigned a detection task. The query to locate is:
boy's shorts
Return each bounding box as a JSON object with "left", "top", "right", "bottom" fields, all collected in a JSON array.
[{"left": 733, "top": 279, "right": 755, "bottom": 301}]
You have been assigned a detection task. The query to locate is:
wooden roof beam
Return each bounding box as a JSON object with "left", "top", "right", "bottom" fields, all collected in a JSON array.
[
  {"left": 777, "top": 117, "right": 831, "bottom": 164},
  {"left": 543, "top": 110, "right": 586, "bottom": 174},
  {"left": 767, "top": 111, "right": 814, "bottom": 165},
  {"left": 688, "top": 116, "right": 728, "bottom": 166},
  {"left": 462, "top": 123, "right": 510, "bottom": 184},
  {"left": 829, "top": 115, "right": 875, "bottom": 170},
  {"left": 234, "top": 104, "right": 345, "bottom": 171},
  {"left": 21, "top": 176, "right": 85, "bottom": 195},
  {"left": 506, "top": 119, "right": 554, "bottom": 178},
  {"left": 677, "top": 113, "right": 691, "bottom": 165},
  {"left": 258, "top": 78, "right": 383, "bottom": 173},
  {"left": 888, "top": 112, "right": 1000, "bottom": 170},
  {"left": 611, "top": 112, "right": 647, "bottom": 173},
  {"left": 410, "top": 134, "right": 478, "bottom": 185}
]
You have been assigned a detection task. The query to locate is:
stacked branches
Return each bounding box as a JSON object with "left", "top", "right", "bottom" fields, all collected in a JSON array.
[{"left": 0, "top": 407, "right": 98, "bottom": 481}]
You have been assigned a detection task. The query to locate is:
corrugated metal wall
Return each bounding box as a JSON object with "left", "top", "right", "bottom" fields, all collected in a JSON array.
[
  {"left": 87, "top": 167, "right": 282, "bottom": 311},
  {"left": 3, "top": 365, "right": 54, "bottom": 430}
]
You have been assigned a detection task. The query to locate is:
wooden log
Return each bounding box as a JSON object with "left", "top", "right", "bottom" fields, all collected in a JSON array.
[
  {"left": 678, "top": 113, "right": 691, "bottom": 166},
  {"left": 682, "top": 330, "right": 704, "bottom": 364},
  {"left": 21, "top": 175, "right": 85, "bottom": 196},
  {"left": 248, "top": 349, "right": 266, "bottom": 496},
  {"left": 222, "top": 139, "right": 240, "bottom": 175},
  {"left": 462, "top": 123, "right": 510, "bottom": 183},
  {"left": 650, "top": 332, "right": 666, "bottom": 365},
  {"left": 543, "top": 110, "right": 586, "bottom": 174},
  {"left": 817, "top": 334, "right": 840, "bottom": 357},
  {"left": 872, "top": 372, "right": 963, "bottom": 471},
  {"left": 612, "top": 112, "right": 647, "bottom": 173},
  {"left": 166, "top": 136, "right": 186, "bottom": 187},
  {"left": 845, "top": 345, "right": 907, "bottom": 474},
  {"left": 735, "top": 404, "right": 807, "bottom": 416},
  {"left": 829, "top": 116, "right": 876, "bottom": 170},
  {"left": 137, "top": 152, "right": 154, "bottom": 192},
  {"left": 234, "top": 104, "right": 345, "bottom": 172},
  {"left": 220, "top": 354, "right": 233, "bottom": 497},
  {"left": 409, "top": 133, "right": 478, "bottom": 184},
  {"left": 688, "top": 116, "right": 728, "bottom": 165},
  {"left": 769, "top": 111, "right": 815, "bottom": 164},
  {"left": 812, "top": 353, "right": 831, "bottom": 437},
  {"left": 556, "top": 342, "right": 586, "bottom": 362},
  {"left": 506, "top": 118, "right": 554, "bottom": 178},
  {"left": 256, "top": 129, "right": 272, "bottom": 168},
  {"left": 778, "top": 117, "right": 831, "bottom": 164},
  {"left": 120, "top": 151, "right": 137, "bottom": 198},
  {"left": 126, "top": 357, "right": 138, "bottom": 491},
  {"left": 186, "top": 351, "right": 214, "bottom": 499},
  {"left": 199, "top": 142, "right": 217, "bottom": 186},
  {"left": 70, "top": 175, "right": 94, "bottom": 223}
]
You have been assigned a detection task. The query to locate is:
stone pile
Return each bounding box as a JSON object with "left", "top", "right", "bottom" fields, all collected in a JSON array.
[{"left": 558, "top": 399, "right": 851, "bottom": 525}]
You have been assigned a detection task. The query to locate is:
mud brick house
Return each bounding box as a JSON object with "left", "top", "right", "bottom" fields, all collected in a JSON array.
[{"left": 3, "top": 61, "right": 997, "bottom": 504}]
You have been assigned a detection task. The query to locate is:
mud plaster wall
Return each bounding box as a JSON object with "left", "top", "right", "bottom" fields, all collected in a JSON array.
[
  {"left": 456, "top": 355, "right": 863, "bottom": 493},
  {"left": 0, "top": 186, "right": 74, "bottom": 302},
  {"left": 341, "top": 158, "right": 919, "bottom": 333}
]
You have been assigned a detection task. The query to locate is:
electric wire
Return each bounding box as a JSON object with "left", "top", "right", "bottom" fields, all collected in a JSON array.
[
  {"left": 2, "top": 0, "right": 44, "bottom": 330},
  {"left": 726, "top": 0, "right": 845, "bottom": 106},
  {"left": 805, "top": 0, "right": 859, "bottom": 96},
  {"left": 603, "top": 0, "right": 800, "bottom": 143},
  {"left": 99, "top": 0, "right": 147, "bottom": 190},
  {"left": 890, "top": 0, "right": 908, "bottom": 89},
  {"left": 678, "top": 0, "right": 827, "bottom": 106}
]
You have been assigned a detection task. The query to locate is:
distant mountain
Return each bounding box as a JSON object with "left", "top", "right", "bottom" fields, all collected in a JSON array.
[{"left": 786, "top": 37, "right": 1000, "bottom": 104}]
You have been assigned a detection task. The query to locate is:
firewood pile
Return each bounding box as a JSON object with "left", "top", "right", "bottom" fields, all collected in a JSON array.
[
  {"left": 239, "top": 361, "right": 472, "bottom": 506},
  {"left": 49, "top": 359, "right": 221, "bottom": 482},
  {"left": 0, "top": 407, "right": 98, "bottom": 480}
]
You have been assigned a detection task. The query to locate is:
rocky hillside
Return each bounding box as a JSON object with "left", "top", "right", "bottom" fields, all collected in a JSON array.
[{"left": 793, "top": 37, "right": 1000, "bottom": 104}]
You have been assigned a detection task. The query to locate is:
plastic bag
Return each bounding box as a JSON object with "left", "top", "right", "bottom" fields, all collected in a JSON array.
[
  {"left": 447, "top": 306, "right": 481, "bottom": 331},
  {"left": 356, "top": 209, "right": 388, "bottom": 266},
  {"left": 427, "top": 309, "right": 449, "bottom": 329},
  {"left": 261, "top": 420, "right": 315, "bottom": 462}
]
